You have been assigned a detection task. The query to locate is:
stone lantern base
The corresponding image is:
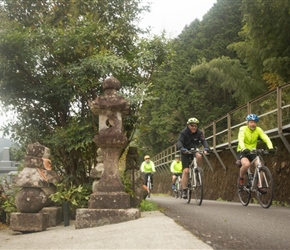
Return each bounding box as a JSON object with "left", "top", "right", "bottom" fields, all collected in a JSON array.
[
  {"left": 75, "top": 191, "right": 140, "bottom": 229},
  {"left": 75, "top": 208, "right": 140, "bottom": 229},
  {"left": 88, "top": 191, "right": 130, "bottom": 209}
]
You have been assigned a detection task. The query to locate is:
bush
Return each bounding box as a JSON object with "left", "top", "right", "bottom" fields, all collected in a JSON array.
[
  {"left": 49, "top": 181, "right": 91, "bottom": 219},
  {"left": 0, "top": 180, "right": 19, "bottom": 224}
]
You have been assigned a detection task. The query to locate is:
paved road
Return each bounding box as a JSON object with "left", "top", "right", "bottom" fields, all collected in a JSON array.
[
  {"left": 0, "top": 210, "right": 212, "bottom": 249},
  {"left": 150, "top": 196, "right": 290, "bottom": 249}
]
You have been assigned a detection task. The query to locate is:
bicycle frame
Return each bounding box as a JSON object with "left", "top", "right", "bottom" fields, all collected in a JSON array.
[
  {"left": 244, "top": 150, "right": 268, "bottom": 193},
  {"left": 238, "top": 149, "right": 274, "bottom": 209},
  {"left": 184, "top": 148, "right": 204, "bottom": 205},
  {"left": 144, "top": 172, "right": 153, "bottom": 198},
  {"left": 174, "top": 173, "right": 182, "bottom": 199}
]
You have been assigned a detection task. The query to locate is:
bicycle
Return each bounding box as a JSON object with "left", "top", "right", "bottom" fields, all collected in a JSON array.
[
  {"left": 146, "top": 173, "right": 153, "bottom": 198},
  {"left": 237, "top": 149, "right": 274, "bottom": 209},
  {"left": 173, "top": 173, "right": 182, "bottom": 199},
  {"left": 183, "top": 148, "right": 205, "bottom": 205}
]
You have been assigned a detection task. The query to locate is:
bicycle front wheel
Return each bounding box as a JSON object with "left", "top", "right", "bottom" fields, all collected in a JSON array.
[
  {"left": 187, "top": 169, "right": 194, "bottom": 204},
  {"left": 194, "top": 167, "right": 203, "bottom": 205},
  {"left": 237, "top": 174, "right": 251, "bottom": 206},
  {"left": 187, "top": 188, "right": 192, "bottom": 204},
  {"left": 256, "top": 166, "right": 274, "bottom": 209},
  {"left": 147, "top": 180, "right": 151, "bottom": 198},
  {"left": 174, "top": 180, "right": 179, "bottom": 199},
  {"left": 178, "top": 179, "right": 183, "bottom": 199}
]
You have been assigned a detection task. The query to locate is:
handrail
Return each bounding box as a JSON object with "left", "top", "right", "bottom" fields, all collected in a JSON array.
[{"left": 152, "top": 83, "right": 290, "bottom": 172}]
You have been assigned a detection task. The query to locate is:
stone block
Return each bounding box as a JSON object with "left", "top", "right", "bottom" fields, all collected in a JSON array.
[
  {"left": 39, "top": 206, "right": 62, "bottom": 227},
  {"left": 89, "top": 192, "right": 130, "bottom": 209},
  {"left": 75, "top": 208, "right": 140, "bottom": 229},
  {"left": 10, "top": 212, "right": 49, "bottom": 232}
]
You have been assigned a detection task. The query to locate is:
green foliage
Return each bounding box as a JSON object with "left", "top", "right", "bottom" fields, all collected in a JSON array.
[
  {"left": 272, "top": 200, "right": 290, "bottom": 208},
  {"left": 49, "top": 181, "right": 91, "bottom": 219},
  {"left": 216, "top": 197, "right": 227, "bottom": 202},
  {"left": 49, "top": 182, "right": 91, "bottom": 207},
  {"left": 121, "top": 173, "right": 135, "bottom": 197},
  {"left": 0, "top": 178, "right": 20, "bottom": 224},
  {"left": 9, "top": 145, "right": 25, "bottom": 162},
  {"left": 137, "top": 0, "right": 244, "bottom": 156},
  {"left": 190, "top": 56, "right": 264, "bottom": 105},
  {"left": 229, "top": 0, "right": 290, "bottom": 85},
  {"left": 138, "top": 200, "right": 159, "bottom": 212},
  {"left": 0, "top": 0, "right": 170, "bottom": 186}
]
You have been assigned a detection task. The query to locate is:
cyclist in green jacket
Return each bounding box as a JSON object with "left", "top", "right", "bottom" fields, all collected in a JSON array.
[
  {"left": 170, "top": 154, "right": 183, "bottom": 190},
  {"left": 140, "top": 155, "right": 156, "bottom": 192},
  {"left": 237, "top": 114, "right": 275, "bottom": 191}
]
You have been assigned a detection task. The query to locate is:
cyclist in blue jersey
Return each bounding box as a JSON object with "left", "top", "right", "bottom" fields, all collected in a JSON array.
[{"left": 237, "top": 114, "right": 275, "bottom": 192}]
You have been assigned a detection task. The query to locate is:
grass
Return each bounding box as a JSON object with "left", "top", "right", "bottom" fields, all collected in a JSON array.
[{"left": 138, "top": 199, "right": 159, "bottom": 212}]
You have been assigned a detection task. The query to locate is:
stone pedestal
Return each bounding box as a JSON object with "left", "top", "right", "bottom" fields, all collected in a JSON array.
[
  {"left": 76, "top": 76, "right": 140, "bottom": 229},
  {"left": 39, "top": 206, "right": 62, "bottom": 227},
  {"left": 89, "top": 192, "right": 130, "bottom": 209},
  {"left": 75, "top": 208, "right": 140, "bottom": 229},
  {"left": 10, "top": 212, "right": 49, "bottom": 232}
]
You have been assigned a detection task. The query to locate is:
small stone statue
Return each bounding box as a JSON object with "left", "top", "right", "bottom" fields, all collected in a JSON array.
[{"left": 14, "top": 142, "right": 61, "bottom": 213}]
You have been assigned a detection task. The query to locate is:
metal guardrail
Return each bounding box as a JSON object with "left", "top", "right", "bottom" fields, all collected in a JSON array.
[{"left": 152, "top": 83, "right": 290, "bottom": 174}]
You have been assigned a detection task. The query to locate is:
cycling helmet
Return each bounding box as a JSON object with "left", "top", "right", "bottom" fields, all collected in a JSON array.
[
  {"left": 246, "top": 114, "right": 259, "bottom": 122},
  {"left": 144, "top": 155, "right": 150, "bottom": 160},
  {"left": 175, "top": 154, "right": 180, "bottom": 158},
  {"left": 187, "top": 117, "right": 199, "bottom": 124}
]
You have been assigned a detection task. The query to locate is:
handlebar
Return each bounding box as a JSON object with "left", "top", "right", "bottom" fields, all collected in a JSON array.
[
  {"left": 182, "top": 148, "right": 210, "bottom": 155},
  {"left": 249, "top": 149, "right": 275, "bottom": 155}
]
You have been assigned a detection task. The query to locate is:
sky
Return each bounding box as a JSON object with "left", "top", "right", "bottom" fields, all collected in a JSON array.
[
  {"left": 0, "top": 0, "right": 216, "bottom": 137},
  {"left": 139, "top": 0, "right": 217, "bottom": 37}
]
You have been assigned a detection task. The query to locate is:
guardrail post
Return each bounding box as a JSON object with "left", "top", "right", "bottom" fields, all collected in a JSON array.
[
  {"left": 227, "top": 113, "right": 238, "bottom": 160},
  {"left": 277, "top": 86, "right": 290, "bottom": 152},
  {"left": 212, "top": 120, "right": 227, "bottom": 170}
]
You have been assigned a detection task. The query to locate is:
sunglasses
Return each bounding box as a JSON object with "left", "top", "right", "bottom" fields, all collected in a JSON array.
[
  {"left": 145, "top": 158, "right": 150, "bottom": 160},
  {"left": 189, "top": 124, "right": 197, "bottom": 128}
]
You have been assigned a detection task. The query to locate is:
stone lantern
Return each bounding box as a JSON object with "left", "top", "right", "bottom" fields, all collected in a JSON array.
[{"left": 75, "top": 77, "right": 140, "bottom": 229}]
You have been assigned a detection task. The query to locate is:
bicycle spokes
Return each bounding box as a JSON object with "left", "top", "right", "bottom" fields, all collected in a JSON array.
[
  {"left": 237, "top": 174, "right": 251, "bottom": 206},
  {"left": 256, "top": 166, "right": 273, "bottom": 209},
  {"left": 194, "top": 171, "right": 203, "bottom": 205}
]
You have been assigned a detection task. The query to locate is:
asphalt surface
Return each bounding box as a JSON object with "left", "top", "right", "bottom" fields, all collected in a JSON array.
[{"left": 0, "top": 210, "right": 213, "bottom": 250}]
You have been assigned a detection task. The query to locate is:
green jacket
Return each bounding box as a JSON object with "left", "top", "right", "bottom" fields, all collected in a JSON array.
[
  {"left": 170, "top": 160, "right": 182, "bottom": 173},
  {"left": 237, "top": 125, "right": 273, "bottom": 152},
  {"left": 140, "top": 160, "right": 156, "bottom": 173}
]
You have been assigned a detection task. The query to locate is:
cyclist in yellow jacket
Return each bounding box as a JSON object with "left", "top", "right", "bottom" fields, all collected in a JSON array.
[
  {"left": 237, "top": 114, "right": 275, "bottom": 192},
  {"left": 170, "top": 154, "right": 182, "bottom": 190},
  {"left": 140, "top": 155, "right": 156, "bottom": 192}
]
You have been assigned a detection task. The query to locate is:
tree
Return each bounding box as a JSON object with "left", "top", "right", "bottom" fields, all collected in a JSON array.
[
  {"left": 229, "top": 0, "right": 290, "bottom": 88},
  {"left": 0, "top": 0, "right": 170, "bottom": 184},
  {"left": 137, "top": 0, "right": 243, "bottom": 156}
]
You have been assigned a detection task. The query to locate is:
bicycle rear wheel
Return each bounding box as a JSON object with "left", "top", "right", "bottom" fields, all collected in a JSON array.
[
  {"left": 237, "top": 173, "right": 251, "bottom": 206},
  {"left": 256, "top": 166, "right": 274, "bottom": 209},
  {"left": 194, "top": 168, "right": 203, "bottom": 205}
]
